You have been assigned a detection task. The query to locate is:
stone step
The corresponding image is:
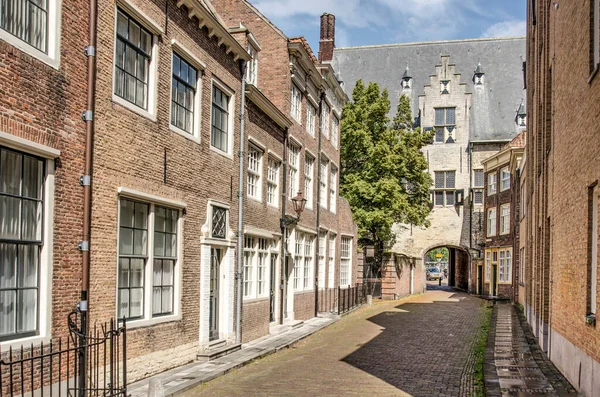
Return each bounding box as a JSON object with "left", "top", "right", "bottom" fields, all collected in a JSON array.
[
  {"left": 196, "top": 343, "right": 241, "bottom": 362},
  {"left": 269, "top": 320, "right": 305, "bottom": 335}
]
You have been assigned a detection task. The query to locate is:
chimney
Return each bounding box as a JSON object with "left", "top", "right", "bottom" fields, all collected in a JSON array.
[{"left": 318, "top": 13, "right": 335, "bottom": 62}]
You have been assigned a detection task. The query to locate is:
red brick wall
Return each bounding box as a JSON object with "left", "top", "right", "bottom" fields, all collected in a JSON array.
[{"left": 242, "top": 299, "right": 270, "bottom": 343}]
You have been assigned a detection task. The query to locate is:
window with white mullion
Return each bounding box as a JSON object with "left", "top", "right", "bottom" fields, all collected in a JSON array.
[
  {"left": 304, "top": 155, "right": 314, "bottom": 209},
  {"left": 171, "top": 53, "right": 198, "bottom": 134},
  {"left": 319, "top": 159, "right": 328, "bottom": 208},
  {"left": 293, "top": 231, "right": 303, "bottom": 290},
  {"left": 114, "top": 9, "right": 152, "bottom": 110},
  {"left": 340, "top": 237, "right": 352, "bottom": 287},
  {"left": 321, "top": 102, "right": 330, "bottom": 139},
  {"left": 485, "top": 251, "right": 491, "bottom": 282},
  {"left": 0, "top": 0, "right": 48, "bottom": 52},
  {"left": 257, "top": 238, "right": 268, "bottom": 297},
  {"left": 247, "top": 145, "right": 262, "bottom": 200},
  {"left": 288, "top": 144, "right": 300, "bottom": 198},
  {"left": 246, "top": 44, "right": 258, "bottom": 85},
  {"left": 0, "top": 147, "right": 44, "bottom": 341},
  {"left": 488, "top": 173, "right": 497, "bottom": 195},
  {"left": 291, "top": 85, "right": 302, "bottom": 123},
  {"left": 152, "top": 206, "right": 177, "bottom": 316},
  {"left": 331, "top": 115, "right": 339, "bottom": 148},
  {"left": 306, "top": 104, "right": 316, "bottom": 136},
  {"left": 487, "top": 207, "right": 497, "bottom": 237},
  {"left": 303, "top": 236, "right": 314, "bottom": 290},
  {"left": 267, "top": 158, "right": 280, "bottom": 207},
  {"left": 501, "top": 167, "right": 510, "bottom": 191},
  {"left": 328, "top": 234, "right": 335, "bottom": 288},
  {"left": 499, "top": 250, "right": 506, "bottom": 282},
  {"left": 318, "top": 232, "right": 326, "bottom": 289},
  {"left": 243, "top": 236, "right": 255, "bottom": 298},
  {"left": 330, "top": 166, "right": 337, "bottom": 213},
  {"left": 500, "top": 204, "right": 510, "bottom": 235}
]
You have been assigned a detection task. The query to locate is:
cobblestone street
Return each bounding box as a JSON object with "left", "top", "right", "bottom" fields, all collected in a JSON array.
[{"left": 186, "top": 287, "right": 488, "bottom": 396}]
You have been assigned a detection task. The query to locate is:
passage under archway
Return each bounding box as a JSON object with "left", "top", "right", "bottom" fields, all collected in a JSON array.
[{"left": 424, "top": 246, "right": 470, "bottom": 290}]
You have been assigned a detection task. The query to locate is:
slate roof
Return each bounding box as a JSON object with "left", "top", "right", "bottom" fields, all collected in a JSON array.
[{"left": 332, "top": 37, "right": 526, "bottom": 142}]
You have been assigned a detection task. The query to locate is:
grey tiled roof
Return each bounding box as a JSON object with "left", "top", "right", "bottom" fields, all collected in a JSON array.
[{"left": 332, "top": 37, "right": 526, "bottom": 141}]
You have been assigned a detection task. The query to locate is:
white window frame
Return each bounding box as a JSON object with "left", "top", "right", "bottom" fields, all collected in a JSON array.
[
  {"left": 243, "top": 236, "right": 271, "bottom": 300},
  {"left": 319, "top": 158, "right": 328, "bottom": 209},
  {"left": 318, "top": 232, "right": 326, "bottom": 289},
  {"left": 499, "top": 248, "right": 512, "bottom": 283},
  {"left": 321, "top": 102, "right": 330, "bottom": 139},
  {"left": 331, "top": 114, "right": 339, "bottom": 148},
  {"left": 209, "top": 79, "right": 235, "bottom": 158},
  {"left": 487, "top": 207, "right": 497, "bottom": 237},
  {"left": 340, "top": 237, "right": 352, "bottom": 288},
  {"left": 488, "top": 173, "right": 497, "bottom": 196},
  {"left": 591, "top": 185, "right": 598, "bottom": 314},
  {"left": 288, "top": 144, "right": 300, "bottom": 198},
  {"left": 247, "top": 144, "right": 263, "bottom": 201},
  {"left": 0, "top": 142, "right": 57, "bottom": 349},
  {"left": 500, "top": 204, "right": 510, "bottom": 235},
  {"left": 112, "top": 4, "right": 161, "bottom": 121},
  {"left": 291, "top": 231, "right": 315, "bottom": 292},
  {"left": 303, "top": 235, "right": 314, "bottom": 290},
  {"left": 306, "top": 104, "right": 316, "bottom": 136},
  {"left": 267, "top": 157, "right": 280, "bottom": 208},
  {"left": 115, "top": 193, "right": 184, "bottom": 330},
  {"left": 0, "top": 0, "right": 62, "bottom": 69},
  {"left": 519, "top": 247, "right": 525, "bottom": 285},
  {"left": 330, "top": 165, "right": 337, "bottom": 214},
  {"left": 500, "top": 167, "right": 510, "bottom": 191},
  {"left": 246, "top": 43, "right": 258, "bottom": 86},
  {"left": 291, "top": 84, "right": 302, "bottom": 123},
  {"left": 243, "top": 236, "right": 255, "bottom": 299},
  {"left": 304, "top": 154, "right": 314, "bottom": 209},
  {"left": 169, "top": 41, "right": 205, "bottom": 143},
  {"left": 485, "top": 251, "right": 491, "bottom": 283},
  {"left": 328, "top": 234, "right": 336, "bottom": 288}
]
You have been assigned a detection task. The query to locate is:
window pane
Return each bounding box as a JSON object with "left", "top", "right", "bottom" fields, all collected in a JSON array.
[
  {"left": 0, "top": 290, "right": 15, "bottom": 336},
  {"left": 17, "top": 245, "right": 38, "bottom": 287},
  {"left": 118, "top": 290, "right": 129, "bottom": 318},
  {"left": 154, "top": 232, "right": 165, "bottom": 257},
  {"left": 0, "top": 196, "right": 20, "bottom": 239},
  {"left": 116, "top": 10, "right": 128, "bottom": 37},
  {"left": 446, "top": 172, "right": 455, "bottom": 189},
  {"left": 446, "top": 108, "right": 455, "bottom": 125},
  {"left": 434, "top": 191, "right": 444, "bottom": 206},
  {"left": 435, "top": 108, "right": 444, "bottom": 125},
  {"left": 0, "top": 243, "right": 17, "bottom": 288},
  {"left": 118, "top": 258, "right": 129, "bottom": 287},
  {"left": 119, "top": 227, "right": 133, "bottom": 255},
  {"left": 434, "top": 172, "right": 444, "bottom": 188},
  {"left": 129, "top": 21, "right": 140, "bottom": 47},
  {"left": 474, "top": 170, "right": 484, "bottom": 187},
  {"left": 129, "top": 288, "right": 143, "bottom": 318},
  {"left": 1, "top": 149, "right": 22, "bottom": 195},
  {"left": 133, "top": 229, "right": 147, "bottom": 255},
  {"left": 130, "top": 259, "right": 144, "bottom": 287},
  {"left": 22, "top": 156, "right": 43, "bottom": 199},
  {"left": 435, "top": 128, "right": 444, "bottom": 142},
  {"left": 21, "top": 200, "right": 42, "bottom": 241},
  {"left": 134, "top": 203, "right": 148, "bottom": 229},
  {"left": 16, "top": 289, "right": 37, "bottom": 333},
  {"left": 152, "top": 286, "right": 161, "bottom": 314},
  {"left": 446, "top": 191, "right": 455, "bottom": 206}
]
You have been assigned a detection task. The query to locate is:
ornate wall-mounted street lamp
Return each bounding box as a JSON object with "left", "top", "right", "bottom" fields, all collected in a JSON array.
[{"left": 280, "top": 191, "right": 307, "bottom": 228}]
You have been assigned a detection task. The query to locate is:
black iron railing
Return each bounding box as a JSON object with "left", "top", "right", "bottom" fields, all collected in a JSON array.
[
  {"left": 1, "top": 316, "right": 127, "bottom": 397},
  {"left": 318, "top": 284, "right": 366, "bottom": 315}
]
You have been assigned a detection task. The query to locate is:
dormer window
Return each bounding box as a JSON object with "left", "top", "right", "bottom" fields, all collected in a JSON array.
[
  {"left": 515, "top": 101, "right": 526, "bottom": 127},
  {"left": 440, "top": 80, "right": 449, "bottom": 94},
  {"left": 473, "top": 62, "right": 485, "bottom": 85},
  {"left": 401, "top": 65, "right": 412, "bottom": 89}
]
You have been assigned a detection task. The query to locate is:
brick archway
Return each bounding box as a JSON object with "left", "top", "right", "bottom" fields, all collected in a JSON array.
[{"left": 422, "top": 244, "right": 471, "bottom": 291}]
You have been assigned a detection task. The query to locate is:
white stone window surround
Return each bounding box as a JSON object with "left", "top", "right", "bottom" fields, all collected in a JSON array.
[
  {"left": 488, "top": 173, "right": 497, "bottom": 196},
  {"left": 0, "top": 0, "right": 62, "bottom": 69},
  {"left": 209, "top": 78, "right": 236, "bottom": 159},
  {"left": 242, "top": 236, "right": 272, "bottom": 301},
  {"left": 498, "top": 248, "right": 512, "bottom": 284},
  {"left": 0, "top": 134, "right": 58, "bottom": 350},
  {"left": 485, "top": 250, "right": 491, "bottom": 283},
  {"left": 266, "top": 154, "right": 280, "bottom": 208},
  {"left": 499, "top": 203, "right": 510, "bottom": 235},
  {"left": 287, "top": 139, "right": 301, "bottom": 199},
  {"left": 111, "top": 0, "right": 163, "bottom": 122},
  {"left": 487, "top": 207, "right": 497, "bottom": 237},
  {"left": 114, "top": 188, "right": 185, "bottom": 330},
  {"left": 500, "top": 167, "right": 511, "bottom": 191},
  {"left": 246, "top": 138, "right": 264, "bottom": 202},
  {"left": 169, "top": 39, "right": 206, "bottom": 144},
  {"left": 328, "top": 233, "right": 336, "bottom": 289}
]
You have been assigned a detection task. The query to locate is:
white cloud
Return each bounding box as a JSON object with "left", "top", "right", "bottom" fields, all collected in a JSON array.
[{"left": 481, "top": 20, "right": 526, "bottom": 38}]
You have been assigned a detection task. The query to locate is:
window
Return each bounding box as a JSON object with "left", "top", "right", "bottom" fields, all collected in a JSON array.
[
  {"left": 306, "top": 104, "right": 316, "bottom": 136},
  {"left": 331, "top": 115, "right": 339, "bottom": 148},
  {"left": 473, "top": 169, "right": 484, "bottom": 205},
  {"left": 321, "top": 102, "right": 330, "bottom": 139},
  {"left": 433, "top": 107, "right": 456, "bottom": 143},
  {"left": 328, "top": 234, "right": 335, "bottom": 288},
  {"left": 330, "top": 166, "right": 337, "bottom": 213},
  {"left": 487, "top": 207, "right": 497, "bottom": 237},
  {"left": 304, "top": 154, "right": 314, "bottom": 209},
  {"left": 340, "top": 237, "right": 352, "bottom": 287},
  {"left": 211, "top": 84, "right": 231, "bottom": 153},
  {"left": 519, "top": 247, "right": 525, "bottom": 285},
  {"left": 320, "top": 159, "right": 328, "bottom": 208},
  {"left": 211, "top": 205, "right": 227, "bottom": 239},
  {"left": 474, "top": 170, "right": 484, "bottom": 187},
  {"left": 318, "top": 232, "right": 326, "bottom": 289},
  {"left": 488, "top": 173, "right": 497, "bottom": 196},
  {"left": 247, "top": 145, "right": 263, "bottom": 200},
  {"left": 433, "top": 171, "right": 455, "bottom": 207},
  {"left": 118, "top": 199, "right": 180, "bottom": 320},
  {"left": 291, "top": 85, "right": 302, "bottom": 123},
  {"left": 267, "top": 158, "right": 280, "bottom": 207},
  {"left": 243, "top": 236, "right": 254, "bottom": 298},
  {"left": 501, "top": 167, "right": 510, "bottom": 191},
  {"left": 0, "top": 147, "right": 44, "bottom": 341},
  {"left": 288, "top": 144, "right": 300, "bottom": 198},
  {"left": 440, "top": 80, "right": 449, "bottom": 94},
  {"left": 521, "top": 183, "right": 527, "bottom": 219},
  {"left": 500, "top": 204, "right": 510, "bottom": 235},
  {"left": 293, "top": 231, "right": 302, "bottom": 290},
  {"left": 171, "top": 53, "right": 198, "bottom": 135},
  {"left": 114, "top": 9, "right": 152, "bottom": 110},
  {"left": 499, "top": 249, "right": 512, "bottom": 283},
  {"left": 257, "top": 238, "right": 268, "bottom": 296},
  {"left": 0, "top": 0, "right": 48, "bottom": 52},
  {"left": 590, "top": 185, "right": 598, "bottom": 314},
  {"left": 485, "top": 251, "right": 491, "bottom": 282},
  {"left": 303, "top": 236, "right": 314, "bottom": 289},
  {"left": 246, "top": 44, "right": 258, "bottom": 85}
]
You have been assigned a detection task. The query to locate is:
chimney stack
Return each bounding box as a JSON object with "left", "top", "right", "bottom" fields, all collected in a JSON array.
[{"left": 318, "top": 13, "right": 335, "bottom": 62}]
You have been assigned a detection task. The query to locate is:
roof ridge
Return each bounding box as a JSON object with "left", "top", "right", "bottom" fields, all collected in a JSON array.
[{"left": 335, "top": 36, "right": 526, "bottom": 51}]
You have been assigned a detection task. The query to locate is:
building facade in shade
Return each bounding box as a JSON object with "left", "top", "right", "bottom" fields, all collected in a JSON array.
[
  {"left": 524, "top": 1, "right": 600, "bottom": 395},
  {"left": 333, "top": 37, "right": 526, "bottom": 292},
  {"left": 479, "top": 133, "right": 524, "bottom": 299}
]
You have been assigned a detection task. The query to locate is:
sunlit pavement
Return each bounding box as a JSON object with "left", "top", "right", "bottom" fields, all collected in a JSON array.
[{"left": 186, "top": 288, "right": 487, "bottom": 397}]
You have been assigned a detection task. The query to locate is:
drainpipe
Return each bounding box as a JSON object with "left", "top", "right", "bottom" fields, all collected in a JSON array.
[
  {"left": 468, "top": 141, "right": 473, "bottom": 294},
  {"left": 279, "top": 129, "right": 289, "bottom": 324},
  {"left": 314, "top": 91, "right": 326, "bottom": 317},
  {"left": 235, "top": 60, "right": 247, "bottom": 345},
  {"left": 79, "top": 0, "right": 98, "bottom": 393}
]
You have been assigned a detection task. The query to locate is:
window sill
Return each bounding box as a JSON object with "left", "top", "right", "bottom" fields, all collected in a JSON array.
[
  {"left": 247, "top": 195, "right": 263, "bottom": 204},
  {"left": 243, "top": 296, "right": 269, "bottom": 304},
  {"left": 0, "top": 334, "right": 51, "bottom": 351},
  {"left": 210, "top": 145, "right": 233, "bottom": 160},
  {"left": 122, "top": 313, "right": 181, "bottom": 330},
  {"left": 0, "top": 30, "right": 60, "bottom": 70},
  {"left": 112, "top": 94, "right": 157, "bottom": 122},
  {"left": 294, "top": 289, "right": 313, "bottom": 294},
  {"left": 169, "top": 124, "right": 200, "bottom": 144},
  {"left": 267, "top": 202, "right": 279, "bottom": 210}
]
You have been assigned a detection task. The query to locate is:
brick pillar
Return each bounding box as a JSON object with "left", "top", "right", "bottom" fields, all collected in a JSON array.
[{"left": 318, "top": 13, "right": 335, "bottom": 62}]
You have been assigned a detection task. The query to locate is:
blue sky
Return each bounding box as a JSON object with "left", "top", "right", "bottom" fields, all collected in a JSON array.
[{"left": 251, "top": 0, "right": 526, "bottom": 52}]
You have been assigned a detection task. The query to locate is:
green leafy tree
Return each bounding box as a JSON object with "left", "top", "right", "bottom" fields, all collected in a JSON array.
[{"left": 340, "top": 81, "right": 433, "bottom": 269}]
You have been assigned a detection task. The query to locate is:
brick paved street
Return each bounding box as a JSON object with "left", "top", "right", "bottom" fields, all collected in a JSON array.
[{"left": 186, "top": 286, "right": 488, "bottom": 397}]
